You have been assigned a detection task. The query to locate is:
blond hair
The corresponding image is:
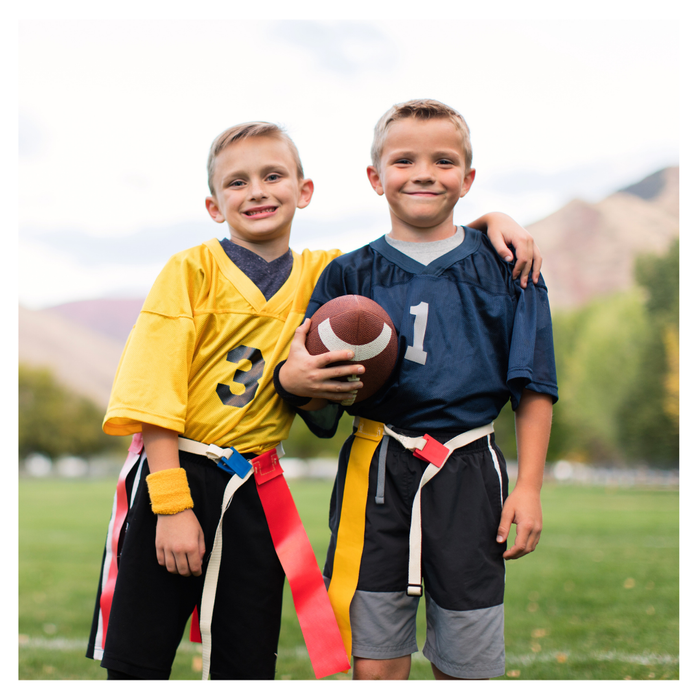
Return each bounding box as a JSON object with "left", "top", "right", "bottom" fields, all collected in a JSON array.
[
  {"left": 207, "top": 122, "right": 304, "bottom": 194},
  {"left": 370, "top": 99, "right": 472, "bottom": 170}
]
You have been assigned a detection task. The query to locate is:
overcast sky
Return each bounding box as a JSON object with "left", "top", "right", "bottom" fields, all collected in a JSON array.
[{"left": 17, "top": 15, "right": 681, "bottom": 309}]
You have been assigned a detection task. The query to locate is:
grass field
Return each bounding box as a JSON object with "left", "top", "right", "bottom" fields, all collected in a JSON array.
[{"left": 18, "top": 477, "right": 679, "bottom": 681}]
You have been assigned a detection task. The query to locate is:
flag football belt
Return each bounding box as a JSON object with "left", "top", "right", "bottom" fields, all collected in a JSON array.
[
  {"left": 328, "top": 417, "right": 494, "bottom": 659},
  {"left": 175, "top": 437, "right": 350, "bottom": 680},
  {"left": 97, "top": 434, "right": 146, "bottom": 662}
]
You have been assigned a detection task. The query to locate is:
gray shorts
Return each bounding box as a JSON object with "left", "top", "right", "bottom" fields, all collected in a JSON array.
[
  {"left": 323, "top": 430, "right": 508, "bottom": 678},
  {"left": 349, "top": 590, "right": 505, "bottom": 678}
]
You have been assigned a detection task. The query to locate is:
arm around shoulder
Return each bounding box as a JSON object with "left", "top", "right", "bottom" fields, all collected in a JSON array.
[{"left": 468, "top": 212, "right": 542, "bottom": 287}]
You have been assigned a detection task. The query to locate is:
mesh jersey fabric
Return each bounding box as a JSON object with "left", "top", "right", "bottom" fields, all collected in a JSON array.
[
  {"left": 304, "top": 227, "right": 558, "bottom": 432},
  {"left": 103, "top": 238, "right": 340, "bottom": 454}
]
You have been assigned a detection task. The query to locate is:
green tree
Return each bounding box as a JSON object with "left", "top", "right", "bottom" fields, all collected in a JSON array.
[
  {"left": 540, "top": 238, "right": 679, "bottom": 468},
  {"left": 616, "top": 238, "right": 679, "bottom": 466},
  {"left": 635, "top": 238, "right": 679, "bottom": 322},
  {"left": 554, "top": 290, "right": 650, "bottom": 463},
  {"left": 18, "top": 365, "right": 113, "bottom": 460}
]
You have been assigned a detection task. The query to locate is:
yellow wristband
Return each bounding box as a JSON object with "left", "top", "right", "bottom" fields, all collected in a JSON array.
[{"left": 145, "top": 468, "right": 194, "bottom": 515}]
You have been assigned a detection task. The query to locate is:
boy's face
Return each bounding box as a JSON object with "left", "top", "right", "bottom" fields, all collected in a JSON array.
[
  {"left": 205, "top": 135, "right": 313, "bottom": 255},
  {"left": 367, "top": 117, "right": 475, "bottom": 237}
]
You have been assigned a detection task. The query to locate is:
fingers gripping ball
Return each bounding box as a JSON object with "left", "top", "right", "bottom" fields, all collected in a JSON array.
[{"left": 306, "top": 295, "right": 398, "bottom": 404}]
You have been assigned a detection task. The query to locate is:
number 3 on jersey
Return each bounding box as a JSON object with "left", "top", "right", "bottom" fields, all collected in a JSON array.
[
  {"left": 405, "top": 302, "right": 428, "bottom": 365},
  {"left": 216, "top": 345, "right": 264, "bottom": 408}
]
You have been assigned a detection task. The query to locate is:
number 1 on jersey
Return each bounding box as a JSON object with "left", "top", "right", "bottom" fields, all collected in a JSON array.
[{"left": 405, "top": 302, "right": 428, "bottom": 365}]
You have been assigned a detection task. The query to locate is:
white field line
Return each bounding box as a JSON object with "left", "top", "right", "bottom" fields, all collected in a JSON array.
[
  {"left": 20, "top": 636, "right": 678, "bottom": 669},
  {"left": 472, "top": 651, "right": 678, "bottom": 667},
  {"left": 18, "top": 636, "right": 202, "bottom": 654}
]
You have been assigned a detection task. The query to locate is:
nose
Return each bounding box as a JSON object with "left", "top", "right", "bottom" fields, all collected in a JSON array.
[
  {"left": 248, "top": 179, "right": 268, "bottom": 200},
  {"left": 412, "top": 162, "right": 435, "bottom": 183}
]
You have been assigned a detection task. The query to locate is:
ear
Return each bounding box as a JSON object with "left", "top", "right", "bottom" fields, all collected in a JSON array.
[
  {"left": 367, "top": 165, "right": 384, "bottom": 196},
  {"left": 205, "top": 195, "right": 225, "bottom": 223},
  {"left": 460, "top": 168, "right": 476, "bottom": 198},
  {"left": 296, "top": 178, "right": 314, "bottom": 210}
]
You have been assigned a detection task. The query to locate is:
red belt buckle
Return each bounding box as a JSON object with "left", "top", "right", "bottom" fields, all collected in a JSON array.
[
  {"left": 413, "top": 435, "right": 449, "bottom": 468},
  {"left": 252, "top": 449, "right": 284, "bottom": 485}
]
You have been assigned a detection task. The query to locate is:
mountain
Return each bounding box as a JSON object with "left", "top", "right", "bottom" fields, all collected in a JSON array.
[
  {"left": 18, "top": 166, "right": 679, "bottom": 404},
  {"left": 619, "top": 167, "right": 679, "bottom": 217},
  {"left": 47, "top": 298, "right": 144, "bottom": 344},
  {"left": 19, "top": 306, "right": 125, "bottom": 409},
  {"left": 527, "top": 166, "right": 678, "bottom": 309}
]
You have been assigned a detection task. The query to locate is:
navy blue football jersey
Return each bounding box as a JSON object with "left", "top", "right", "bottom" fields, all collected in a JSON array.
[{"left": 304, "top": 227, "right": 558, "bottom": 432}]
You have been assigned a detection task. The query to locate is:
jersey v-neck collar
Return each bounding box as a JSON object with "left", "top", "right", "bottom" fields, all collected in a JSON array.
[
  {"left": 204, "top": 238, "right": 300, "bottom": 314},
  {"left": 369, "top": 226, "right": 482, "bottom": 276}
]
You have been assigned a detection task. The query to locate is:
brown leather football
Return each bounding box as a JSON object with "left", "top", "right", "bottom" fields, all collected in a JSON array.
[{"left": 306, "top": 295, "right": 398, "bottom": 405}]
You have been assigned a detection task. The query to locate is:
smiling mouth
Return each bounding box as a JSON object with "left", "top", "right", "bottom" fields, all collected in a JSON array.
[{"left": 243, "top": 207, "right": 278, "bottom": 218}]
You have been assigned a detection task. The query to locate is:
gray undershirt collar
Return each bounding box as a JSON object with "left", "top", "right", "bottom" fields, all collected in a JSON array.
[{"left": 384, "top": 226, "right": 465, "bottom": 265}]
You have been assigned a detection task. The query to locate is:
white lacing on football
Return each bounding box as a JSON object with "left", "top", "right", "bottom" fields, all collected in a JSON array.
[{"left": 318, "top": 318, "right": 393, "bottom": 360}]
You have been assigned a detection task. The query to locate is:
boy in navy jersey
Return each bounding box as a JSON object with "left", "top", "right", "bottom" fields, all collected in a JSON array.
[{"left": 277, "top": 99, "right": 558, "bottom": 680}]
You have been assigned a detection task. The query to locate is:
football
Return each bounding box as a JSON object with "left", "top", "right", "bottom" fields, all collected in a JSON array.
[{"left": 306, "top": 295, "right": 398, "bottom": 405}]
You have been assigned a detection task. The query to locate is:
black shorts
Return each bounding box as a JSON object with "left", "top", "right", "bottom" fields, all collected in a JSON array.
[
  {"left": 323, "top": 428, "right": 508, "bottom": 678},
  {"left": 87, "top": 451, "right": 285, "bottom": 679}
]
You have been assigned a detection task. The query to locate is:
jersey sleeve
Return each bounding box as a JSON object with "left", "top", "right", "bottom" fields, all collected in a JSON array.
[
  {"left": 303, "top": 258, "right": 350, "bottom": 321},
  {"left": 102, "top": 253, "right": 200, "bottom": 436},
  {"left": 506, "top": 275, "right": 558, "bottom": 411},
  {"left": 295, "top": 403, "right": 345, "bottom": 439}
]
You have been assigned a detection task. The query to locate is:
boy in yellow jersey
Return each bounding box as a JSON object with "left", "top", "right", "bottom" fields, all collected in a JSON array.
[{"left": 86, "top": 121, "right": 540, "bottom": 680}]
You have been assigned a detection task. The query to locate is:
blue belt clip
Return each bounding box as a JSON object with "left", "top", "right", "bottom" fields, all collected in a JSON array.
[{"left": 218, "top": 448, "right": 252, "bottom": 479}]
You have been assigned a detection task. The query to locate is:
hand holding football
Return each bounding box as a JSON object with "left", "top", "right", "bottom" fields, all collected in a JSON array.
[{"left": 306, "top": 295, "right": 398, "bottom": 405}]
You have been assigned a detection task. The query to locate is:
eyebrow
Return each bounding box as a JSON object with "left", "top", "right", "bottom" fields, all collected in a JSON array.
[
  {"left": 221, "top": 162, "right": 292, "bottom": 181},
  {"left": 387, "top": 148, "right": 462, "bottom": 159}
]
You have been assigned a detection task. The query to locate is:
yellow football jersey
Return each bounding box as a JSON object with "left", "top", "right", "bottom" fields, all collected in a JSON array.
[{"left": 103, "top": 239, "right": 340, "bottom": 455}]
